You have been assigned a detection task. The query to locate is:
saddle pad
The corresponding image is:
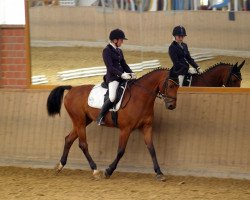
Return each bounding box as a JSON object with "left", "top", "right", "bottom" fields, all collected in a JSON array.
[{"left": 88, "top": 82, "right": 127, "bottom": 111}]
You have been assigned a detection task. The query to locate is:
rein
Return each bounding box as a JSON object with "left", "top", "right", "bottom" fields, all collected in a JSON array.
[
  {"left": 130, "top": 78, "right": 178, "bottom": 104},
  {"left": 158, "top": 79, "right": 178, "bottom": 103}
]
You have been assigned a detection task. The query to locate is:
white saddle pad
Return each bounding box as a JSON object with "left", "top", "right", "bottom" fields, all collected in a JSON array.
[{"left": 88, "top": 82, "right": 127, "bottom": 111}]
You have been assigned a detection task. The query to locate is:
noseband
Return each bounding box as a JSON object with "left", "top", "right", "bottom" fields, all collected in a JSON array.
[{"left": 158, "top": 78, "right": 179, "bottom": 103}]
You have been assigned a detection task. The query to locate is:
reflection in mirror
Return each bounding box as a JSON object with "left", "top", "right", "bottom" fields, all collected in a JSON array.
[{"left": 29, "top": 0, "right": 249, "bottom": 87}]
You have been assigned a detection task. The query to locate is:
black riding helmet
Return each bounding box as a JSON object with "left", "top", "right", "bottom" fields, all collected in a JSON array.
[
  {"left": 109, "top": 29, "right": 128, "bottom": 40},
  {"left": 172, "top": 26, "right": 187, "bottom": 36}
]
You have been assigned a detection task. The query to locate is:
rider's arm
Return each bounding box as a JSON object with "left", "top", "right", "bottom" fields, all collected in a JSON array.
[
  {"left": 120, "top": 50, "right": 133, "bottom": 73},
  {"left": 183, "top": 44, "right": 199, "bottom": 69}
]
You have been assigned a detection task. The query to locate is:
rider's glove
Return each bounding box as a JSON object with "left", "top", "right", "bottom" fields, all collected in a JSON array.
[
  {"left": 121, "top": 72, "right": 132, "bottom": 80},
  {"left": 131, "top": 73, "right": 137, "bottom": 79},
  {"left": 197, "top": 67, "right": 203, "bottom": 74},
  {"left": 188, "top": 67, "right": 197, "bottom": 74}
]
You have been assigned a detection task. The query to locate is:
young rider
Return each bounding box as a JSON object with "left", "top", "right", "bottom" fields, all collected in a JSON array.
[
  {"left": 169, "top": 25, "right": 203, "bottom": 86},
  {"left": 96, "top": 29, "right": 136, "bottom": 125}
]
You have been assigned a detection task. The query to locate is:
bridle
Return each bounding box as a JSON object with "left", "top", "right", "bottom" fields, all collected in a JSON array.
[
  {"left": 158, "top": 78, "right": 179, "bottom": 104},
  {"left": 222, "top": 67, "right": 242, "bottom": 87},
  {"left": 129, "top": 76, "right": 178, "bottom": 104}
]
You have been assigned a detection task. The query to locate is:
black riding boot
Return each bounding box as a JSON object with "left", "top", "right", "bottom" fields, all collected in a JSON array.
[{"left": 96, "top": 99, "right": 113, "bottom": 125}]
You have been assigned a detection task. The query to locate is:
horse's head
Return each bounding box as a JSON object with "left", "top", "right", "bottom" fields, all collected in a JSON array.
[
  {"left": 194, "top": 61, "right": 245, "bottom": 87},
  {"left": 134, "top": 68, "right": 179, "bottom": 110},
  {"left": 223, "top": 60, "right": 245, "bottom": 87},
  {"left": 159, "top": 76, "right": 179, "bottom": 110}
]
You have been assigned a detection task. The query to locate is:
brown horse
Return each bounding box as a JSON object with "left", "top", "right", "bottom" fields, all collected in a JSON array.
[
  {"left": 47, "top": 68, "right": 179, "bottom": 181},
  {"left": 189, "top": 61, "right": 245, "bottom": 87}
]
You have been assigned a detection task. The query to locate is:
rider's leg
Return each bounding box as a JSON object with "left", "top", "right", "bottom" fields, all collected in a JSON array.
[
  {"left": 178, "top": 75, "right": 184, "bottom": 87},
  {"left": 96, "top": 99, "right": 113, "bottom": 125},
  {"left": 96, "top": 81, "right": 119, "bottom": 125},
  {"left": 108, "top": 80, "right": 119, "bottom": 103}
]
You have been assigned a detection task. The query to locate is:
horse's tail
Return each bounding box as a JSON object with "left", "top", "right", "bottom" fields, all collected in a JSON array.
[{"left": 47, "top": 85, "right": 72, "bottom": 117}]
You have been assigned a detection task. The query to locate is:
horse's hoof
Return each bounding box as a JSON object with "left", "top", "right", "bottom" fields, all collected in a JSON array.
[
  {"left": 55, "top": 162, "right": 64, "bottom": 173},
  {"left": 93, "top": 170, "right": 101, "bottom": 180},
  {"left": 103, "top": 170, "right": 110, "bottom": 179},
  {"left": 156, "top": 174, "right": 167, "bottom": 182}
]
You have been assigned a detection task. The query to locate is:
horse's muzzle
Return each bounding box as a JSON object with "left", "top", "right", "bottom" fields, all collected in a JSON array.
[
  {"left": 165, "top": 98, "right": 176, "bottom": 110},
  {"left": 167, "top": 104, "right": 175, "bottom": 110},
  {"left": 165, "top": 101, "right": 176, "bottom": 110}
]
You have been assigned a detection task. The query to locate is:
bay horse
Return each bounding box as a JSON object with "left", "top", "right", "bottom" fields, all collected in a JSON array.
[
  {"left": 189, "top": 61, "right": 245, "bottom": 87},
  {"left": 47, "top": 68, "right": 179, "bottom": 181}
]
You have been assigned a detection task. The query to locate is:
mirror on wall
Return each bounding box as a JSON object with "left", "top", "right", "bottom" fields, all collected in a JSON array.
[{"left": 29, "top": 0, "right": 250, "bottom": 87}]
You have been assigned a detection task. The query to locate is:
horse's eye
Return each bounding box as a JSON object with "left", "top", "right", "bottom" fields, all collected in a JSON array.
[{"left": 169, "top": 85, "right": 174, "bottom": 89}]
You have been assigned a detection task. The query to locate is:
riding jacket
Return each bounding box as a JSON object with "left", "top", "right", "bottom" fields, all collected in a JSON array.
[
  {"left": 103, "top": 44, "right": 133, "bottom": 83},
  {"left": 169, "top": 41, "right": 199, "bottom": 76}
]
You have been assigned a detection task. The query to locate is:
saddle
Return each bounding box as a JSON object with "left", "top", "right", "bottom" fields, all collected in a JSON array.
[
  {"left": 88, "top": 81, "right": 128, "bottom": 127},
  {"left": 183, "top": 74, "right": 192, "bottom": 86},
  {"left": 100, "top": 81, "right": 127, "bottom": 106},
  {"left": 183, "top": 67, "right": 198, "bottom": 86}
]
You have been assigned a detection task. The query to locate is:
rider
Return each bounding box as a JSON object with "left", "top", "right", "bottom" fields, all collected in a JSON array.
[
  {"left": 168, "top": 25, "right": 203, "bottom": 86},
  {"left": 96, "top": 29, "right": 136, "bottom": 125}
]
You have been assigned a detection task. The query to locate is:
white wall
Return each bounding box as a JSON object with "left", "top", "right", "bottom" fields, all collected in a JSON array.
[
  {"left": 0, "top": 0, "right": 25, "bottom": 25},
  {"left": 78, "top": 0, "right": 96, "bottom": 6}
]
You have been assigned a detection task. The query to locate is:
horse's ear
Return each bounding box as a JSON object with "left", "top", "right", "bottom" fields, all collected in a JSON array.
[{"left": 238, "top": 60, "right": 245, "bottom": 70}]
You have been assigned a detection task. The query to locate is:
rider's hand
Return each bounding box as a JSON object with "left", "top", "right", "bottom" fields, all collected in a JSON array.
[
  {"left": 131, "top": 73, "right": 137, "bottom": 79},
  {"left": 121, "top": 72, "right": 132, "bottom": 80},
  {"left": 197, "top": 67, "right": 203, "bottom": 74},
  {"left": 188, "top": 67, "right": 197, "bottom": 74}
]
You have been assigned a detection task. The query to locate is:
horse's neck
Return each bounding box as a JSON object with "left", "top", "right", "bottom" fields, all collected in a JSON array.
[
  {"left": 192, "top": 66, "right": 229, "bottom": 87},
  {"left": 136, "top": 70, "right": 165, "bottom": 96}
]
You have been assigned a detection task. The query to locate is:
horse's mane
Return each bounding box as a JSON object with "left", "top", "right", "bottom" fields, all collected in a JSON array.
[
  {"left": 135, "top": 67, "right": 169, "bottom": 81},
  {"left": 136, "top": 63, "right": 234, "bottom": 78},
  {"left": 129, "top": 62, "right": 238, "bottom": 83},
  {"left": 127, "top": 67, "right": 169, "bottom": 86},
  {"left": 201, "top": 62, "right": 233, "bottom": 74}
]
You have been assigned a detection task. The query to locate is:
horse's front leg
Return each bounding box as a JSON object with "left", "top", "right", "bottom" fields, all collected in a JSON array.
[
  {"left": 104, "top": 128, "right": 131, "bottom": 178},
  {"left": 141, "top": 124, "right": 166, "bottom": 181}
]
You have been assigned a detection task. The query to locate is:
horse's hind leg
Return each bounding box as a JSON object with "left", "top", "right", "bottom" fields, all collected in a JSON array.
[
  {"left": 141, "top": 125, "right": 166, "bottom": 182},
  {"left": 56, "top": 129, "right": 78, "bottom": 173},
  {"left": 77, "top": 123, "right": 99, "bottom": 179}
]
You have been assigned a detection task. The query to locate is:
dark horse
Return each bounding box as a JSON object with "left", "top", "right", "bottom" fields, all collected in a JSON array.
[
  {"left": 47, "top": 68, "right": 179, "bottom": 181},
  {"left": 189, "top": 61, "right": 245, "bottom": 87}
]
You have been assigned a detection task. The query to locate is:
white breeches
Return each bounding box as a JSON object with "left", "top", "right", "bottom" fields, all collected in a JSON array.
[
  {"left": 178, "top": 75, "right": 184, "bottom": 87},
  {"left": 108, "top": 80, "right": 119, "bottom": 102}
]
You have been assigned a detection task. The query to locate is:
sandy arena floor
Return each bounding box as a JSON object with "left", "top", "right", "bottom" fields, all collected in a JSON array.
[
  {"left": 3, "top": 47, "right": 248, "bottom": 200},
  {"left": 30, "top": 47, "right": 250, "bottom": 87},
  {"left": 0, "top": 167, "right": 250, "bottom": 200}
]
